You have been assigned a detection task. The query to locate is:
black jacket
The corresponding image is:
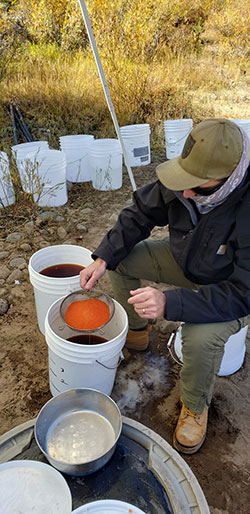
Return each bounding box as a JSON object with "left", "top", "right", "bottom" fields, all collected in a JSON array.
[{"left": 93, "top": 173, "right": 250, "bottom": 323}]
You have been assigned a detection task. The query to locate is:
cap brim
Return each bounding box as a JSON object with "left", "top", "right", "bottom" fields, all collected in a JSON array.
[{"left": 156, "top": 157, "right": 210, "bottom": 191}]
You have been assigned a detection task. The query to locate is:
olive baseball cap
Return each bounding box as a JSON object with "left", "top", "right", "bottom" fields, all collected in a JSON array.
[{"left": 156, "top": 118, "right": 243, "bottom": 190}]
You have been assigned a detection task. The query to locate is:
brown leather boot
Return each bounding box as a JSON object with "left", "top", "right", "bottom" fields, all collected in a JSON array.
[
  {"left": 125, "top": 326, "right": 152, "bottom": 351},
  {"left": 173, "top": 402, "right": 208, "bottom": 454}
]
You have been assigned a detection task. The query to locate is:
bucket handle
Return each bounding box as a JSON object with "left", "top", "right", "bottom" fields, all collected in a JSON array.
[
  {"left": 167, "top": 332, "right": 183, "bottom": 366},
  {"left": 96, "top": 351, "right": 124, "bottom": 369}
]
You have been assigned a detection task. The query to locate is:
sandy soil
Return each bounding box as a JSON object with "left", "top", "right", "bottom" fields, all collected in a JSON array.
[{"left": 1, "top": 162, "right": 250, "bottom": 513}]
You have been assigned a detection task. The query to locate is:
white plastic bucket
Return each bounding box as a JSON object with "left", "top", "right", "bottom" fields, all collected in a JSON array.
[
  {"left": 230, "top": 119, "right": 250, "bottom": 141},
  {"left": 25, "top": 149, "right": 68, "bottom": 206},
  {"left": 0, "top": 152, "right": 15, "bottom": 208},
  {"left": 164, "top": 119, "right": 193, "bottom": 159},
  {"left": 72, "top": 500, "right": 146, "bottom": 513},
  {"left": 45, "top": 296, "right": 128, "bottom": 396},
  {"left": 28, "top": 245, "right": 93, "bottom": 334},
  {"left": 120, "top": 124, "right": 151, "bottom": 167},
  {"left": 90, "top": 139, "right": 122, "bottom": 191},
  {"left": 174, "top": 324, "right": 248, "bottom": 376},
  {"left": 59, "top": 135, "right": 94, "bottom": 182},
  {"left": 12, "top": 141, "right": 49, "bottom": 192}
]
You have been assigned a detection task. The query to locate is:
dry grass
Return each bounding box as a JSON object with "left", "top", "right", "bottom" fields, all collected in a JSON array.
[{"left": 0, "top": 0, "right": 250, "bottom": 151}]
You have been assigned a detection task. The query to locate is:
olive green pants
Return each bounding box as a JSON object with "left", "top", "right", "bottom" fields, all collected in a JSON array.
[{"left": 109, "top": 237, "right": 249, "bottom": 414}]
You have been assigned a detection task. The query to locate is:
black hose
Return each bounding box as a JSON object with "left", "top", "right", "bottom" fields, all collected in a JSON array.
[{"left": 14, "top": 105, "right": 33, "bottom": 142}]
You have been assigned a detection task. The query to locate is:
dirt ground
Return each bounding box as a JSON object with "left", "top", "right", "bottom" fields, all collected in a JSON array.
[{"left": 1, "top": 161, "right": 250, "bottom": 513}]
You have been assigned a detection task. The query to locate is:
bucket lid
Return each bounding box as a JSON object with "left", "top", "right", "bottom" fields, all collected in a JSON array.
[
  {"left": 72, "top": 500, "right": 146, "bottom": 513},
  {"left": 60, "top": 289, "right": 115, "bottom": 332},
  {"left": 0, "top": 460, "right": 72, "bottom": 514}
]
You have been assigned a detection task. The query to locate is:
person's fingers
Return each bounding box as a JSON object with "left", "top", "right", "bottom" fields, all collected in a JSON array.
[{"left": 128, "top": 287, "right": 166, "bottom": 318}]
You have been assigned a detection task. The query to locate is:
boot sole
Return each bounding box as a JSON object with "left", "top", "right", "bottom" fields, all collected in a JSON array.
[{"left": 173, "top": 431, "right": 206, "bottom": 455}]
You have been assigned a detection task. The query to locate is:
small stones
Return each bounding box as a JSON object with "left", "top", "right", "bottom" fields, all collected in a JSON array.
[
  {"left": 10, "top": 287, "right": 26, "bottom": 299},
  {"left": 39, "top": 211, "right": 56, "bottom": 221},
  {"left": 0, "top": 265, "right": 11, "bottom": 280},
  {"left": 9, "top": 257, "right": 26, "bottom": 268},
  {"left": 6, "top": 232, "right": 25, "bottom": 243},
  {"left": 0, "top": 251, "right": 9, "bottom": 260},
  {"left": 20, "top": 243, "right": 32, "bottom": 252},
  {"left": 77, "top": 223, "right": 88, "bottom": 233},
  {"left": 6, "top": 269, "right": 23, "bottom": 284},
  {"left": 79, "top": 207, "right": 93, "bottom": 216},
  {"left": 24, "top": 221, "right": 35, "bottom": 234},
  {"left": 57, "top": 226, "right": 67, "bottom": 239},
  {"left": 0, "top": 298, "right": 9, "bottom": 315}
]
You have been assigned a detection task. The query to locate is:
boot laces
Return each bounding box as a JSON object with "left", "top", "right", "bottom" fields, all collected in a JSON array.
[{"left": 183, "top": 405, "right": 200, "bottom": 419}]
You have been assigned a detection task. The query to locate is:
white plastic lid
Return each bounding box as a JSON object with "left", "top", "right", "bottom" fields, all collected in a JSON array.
[
  {"left": 72, "top": 499, "right": 146, "bottom": 514},
  {"left": 0, "top": 460, "right": 72, "bottom": 514}
]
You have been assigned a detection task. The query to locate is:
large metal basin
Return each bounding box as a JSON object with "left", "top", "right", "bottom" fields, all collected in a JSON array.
[{"left": 34, "top": 388, "right": 122, "bottom": 476}]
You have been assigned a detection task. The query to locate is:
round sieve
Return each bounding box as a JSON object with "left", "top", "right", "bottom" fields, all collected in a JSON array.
[{"left": 60, "top": 289, "right": 115, "bottom": 333}]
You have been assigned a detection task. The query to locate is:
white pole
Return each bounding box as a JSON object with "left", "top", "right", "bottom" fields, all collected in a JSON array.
[{"left": 77, "top": 0, "right": 137, "bottom": 192}]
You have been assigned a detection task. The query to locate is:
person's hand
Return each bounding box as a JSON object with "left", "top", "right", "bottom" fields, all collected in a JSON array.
[
  {"left": 80, "top": 257, "right": 107, "bottom": 290},
  {"left": 127, "top": 286, "right": 166, "bottom": 319}
]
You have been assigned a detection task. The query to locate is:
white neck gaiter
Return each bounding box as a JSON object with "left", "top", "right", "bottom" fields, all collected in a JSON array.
[{"left": 192, "top": 129, "right": 250, "bottom": 214}]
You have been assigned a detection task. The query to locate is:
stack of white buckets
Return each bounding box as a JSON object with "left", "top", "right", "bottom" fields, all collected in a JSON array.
[
  {"left": 0, "top": 152, "right": 15, "bottom": 208},
  {"left": 11, "top": 141, "right": 68, "bottom": 207},
  {"left": 26, "top": 149, "right": 68, "bottom": 207},
  {"left": 12, "top": 140, "right": 49, "bottom": 193},
  {"left": 28, "top": 245, "right": 128, "bottom": 397}
]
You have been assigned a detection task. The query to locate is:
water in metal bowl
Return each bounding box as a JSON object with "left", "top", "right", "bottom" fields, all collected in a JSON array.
[{"left": 34, "top": 388, "right": 122, "bottom": 476}]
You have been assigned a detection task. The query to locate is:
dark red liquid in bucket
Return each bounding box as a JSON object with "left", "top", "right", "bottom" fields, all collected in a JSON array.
[
  {"left": 40, "top": 263, "right": 85, "bottom": 277},
  {"left": 66, "top": 335, "right": 108, "bottom": 345}
]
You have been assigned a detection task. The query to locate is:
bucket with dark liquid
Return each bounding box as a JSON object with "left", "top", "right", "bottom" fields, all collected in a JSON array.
[
  {"left": 28, "top": 245, "right": 93, "bottom": 335},
  {"left": 45, "top": 296, "right": 128, "bottom": 396}
]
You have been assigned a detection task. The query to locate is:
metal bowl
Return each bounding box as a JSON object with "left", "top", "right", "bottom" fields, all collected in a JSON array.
[
  {"left": 60, "top": 289, "right": 115, "bottom": 333},
  {"left": 34, "top": 388, "right": 122, "bottom": 476}
]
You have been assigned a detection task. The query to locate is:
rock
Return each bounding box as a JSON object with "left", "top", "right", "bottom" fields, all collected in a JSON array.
[
  {"left": 159, "top": 320, "right": 180, "bottom": 334},
  {"left": 0, "top": 251, "right": 9, "bottom": 260},
  {"left": 6, "top": 269, "right": 23, "bottom": 284},
  {"left": 20, "top": 243, "right": 32, "bottom": 252},
  {"left": 55, "top": 215, "right": 64, "bottom": 222},
  {"left": 24, "top": 221, "right": 35, "bottom": 234},
  {"left": 77, "top": 223, "right": 88, "bottom": 233},
  {"left": 10, "top": 287, "right": 26, "bottom": 299},
  {"left": 0, "top": 298, "right": 9, "bottom": 315},
  {"left": 18, "top": 263, "right": 27, "bottom": 270},
  {"left": 38, "top": 241, "right": 50, "bottom": 249},
  {"left": 0, "top": 279, "right": 5, "bottom": 286},
  {"left": 9, "top": 257, "right": 26, "bottom": 268},
  {"left": 6, "top": 232, "right": 25, "bottom": 243},
  {"left": 57, "top": 227, "right": 67, "bottom": 239},
  {"left": 39, "top": 211, "right": 55, "bottom": 221},
  {"left": 79, "top": 208, "right": 93, "bottom": 216},
  {"left": 0, "top": 265, "right": 11, "bottom": 279}
]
